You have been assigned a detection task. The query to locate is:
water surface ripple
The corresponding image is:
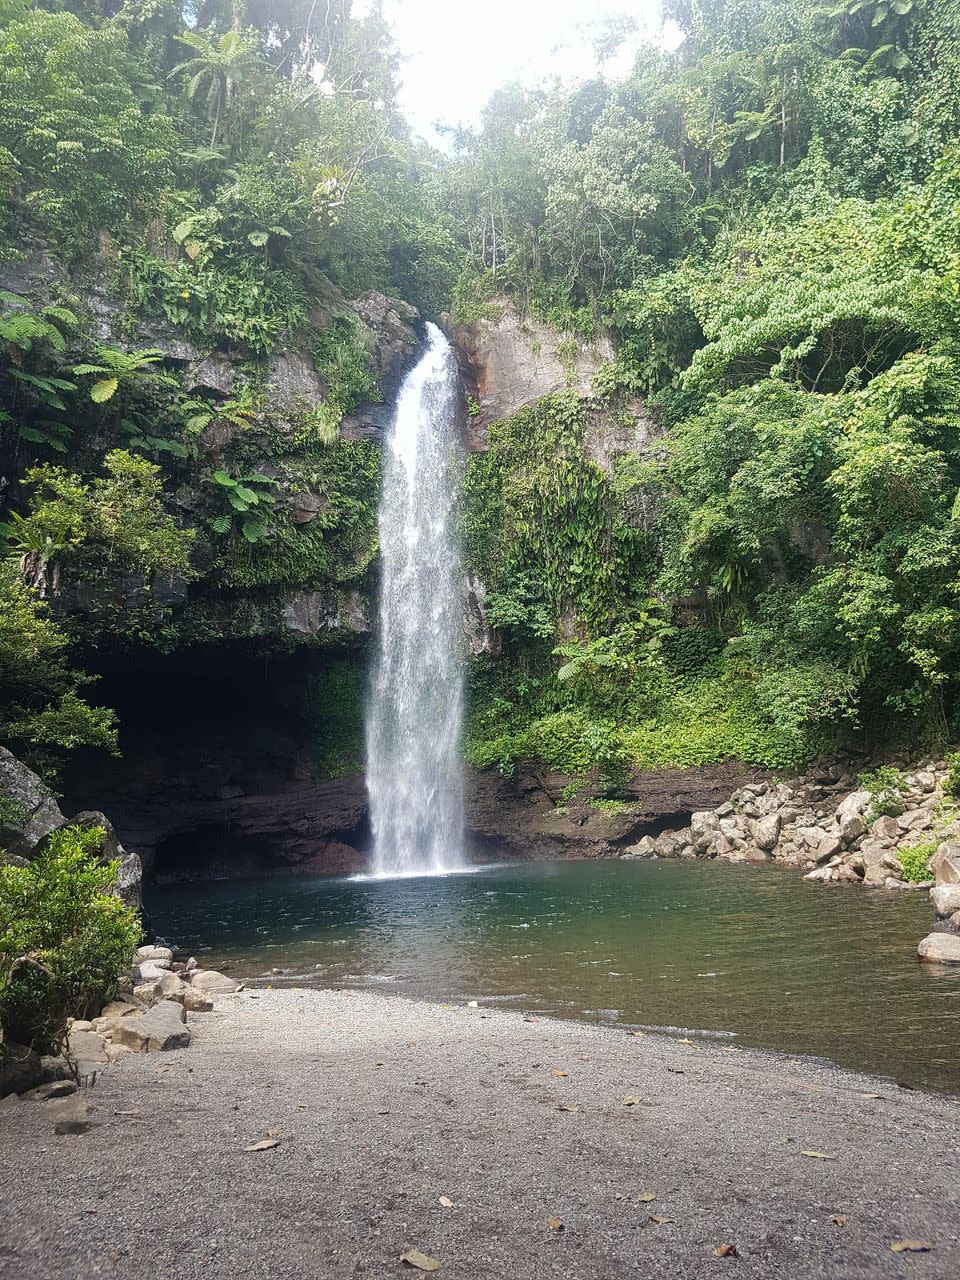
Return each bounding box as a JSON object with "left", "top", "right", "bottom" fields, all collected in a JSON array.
[{"left": 149, "top": 860, "right": 960, "bottom": 1093}]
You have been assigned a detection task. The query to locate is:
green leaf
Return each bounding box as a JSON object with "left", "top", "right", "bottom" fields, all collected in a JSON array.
[
  {"left": 247, "top": 231, "right": 269, "bottom": 247},
  {"left": 90, "top": 378, "right": 119, "bottom": 403}
]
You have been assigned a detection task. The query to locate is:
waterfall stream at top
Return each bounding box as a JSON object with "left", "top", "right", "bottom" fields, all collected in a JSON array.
[{"left": 364, "top": 323, "right": 465, "bottom": 877}]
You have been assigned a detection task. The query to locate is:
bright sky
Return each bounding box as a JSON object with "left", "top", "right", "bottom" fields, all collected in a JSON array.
[{"left": 352, "top": 0, "right": 677, "bottom": 143}]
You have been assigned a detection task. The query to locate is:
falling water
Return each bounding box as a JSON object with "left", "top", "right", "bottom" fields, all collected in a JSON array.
[{"left": 365, "top": 323, "right": 464, "bottom": 877}]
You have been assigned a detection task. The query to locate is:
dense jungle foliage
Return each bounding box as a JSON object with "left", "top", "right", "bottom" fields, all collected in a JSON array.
[
  {"left": 3, "top": 0, "right": 960, "bottom": 788},
  {"left": 450, "top": 0, "right": 960, "bottom": 780}
]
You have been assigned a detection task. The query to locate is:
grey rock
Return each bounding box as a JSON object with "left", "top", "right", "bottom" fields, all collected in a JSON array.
[
  {"left": 136, "top": 945, "right": 173, "bottom": 964},
  {"left": 183, "top": 987, "right": 214, "bottom": 1013},
  {"left": 19, "top": 1079, "right": 77, "bottom": 1103},
  {"left": 158, "top": 972, "right": 188, "bottom": 1002},
  {"left": 871, "top": 815, "right": 900, "bottom": 841},
  {"left": 133, "top": 981, "right": 164, "bottom": 1007},
  {"left": 753, "top": 814, "right": 781, "bottom": 851},
  {"left": 0, "top": 747, "right": 65, "bottom": 857},
  {"left": 836, "top": 789, "right": 870, "bottom": 823},
  {"left": 898, "top": 808, "right": 931, "bottom": 832},
  {"left": 932, "top": 840, "right": 960, "bottom": 886},
  {"left": 66, "top": 1030, "right": 109, "bottom": 1065},
  {"left": 917, "top": 932, "right": 960, "bottom": 964},
  {"left": 111, "top": 1002, "right": 190, "bottom": 1053},
  {"left": 187, "top": 351, "right": 237, "bottom": 397},
  {"left": 136, "top": 962, "right": 171, "bottom": 983},
  {"left": 815, "top": 834, "right": 844, "bottom": 864},
  {"left": 189, "top": 969, "right": 240, "bottom": 994},
  {"left": 286, "top": 490, "right": 324, "bottom": 524},
  {"left": 265, "top": 350, "right": 325, "bottom": 410},
  {"left": 838, "top": 813, "right": 865, "bottom": 843},
  {"left": 931, "top": 885, "right": 960, "bottom": 917},
  {"left": 280, "top": 588, "right": 368, "bottom": 637}
]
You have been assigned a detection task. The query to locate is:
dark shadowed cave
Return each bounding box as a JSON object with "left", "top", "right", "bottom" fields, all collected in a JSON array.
[{"left": 61, "top": 641, "right": 372, "bottom": 884}]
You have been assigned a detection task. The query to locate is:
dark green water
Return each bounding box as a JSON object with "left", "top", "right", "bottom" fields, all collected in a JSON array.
[{"left": 149, "top": 860, "right": 960, "bottom": 1094}]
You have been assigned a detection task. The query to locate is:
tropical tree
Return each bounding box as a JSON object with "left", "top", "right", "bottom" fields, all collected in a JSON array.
[{"left": 168, "top": 27, "right": 262, "bottom": 146}]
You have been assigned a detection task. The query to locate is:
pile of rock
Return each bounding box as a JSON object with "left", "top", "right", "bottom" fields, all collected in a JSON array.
[
  {"left": 63, "top": 945, "right": 241, "bottom": 1069},
  {"left": 1, "top": 945, "right": 240, "bottom": 1100},
  {"left": 623, "top": 758, "right": 956, "bottom": 889},
  {"left": 918, "top": 845, "right": 960, "bottom": 964}
]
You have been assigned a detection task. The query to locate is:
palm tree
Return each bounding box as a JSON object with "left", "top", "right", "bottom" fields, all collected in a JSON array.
[{"left": 168, "top": 28, "right": 263, "bottom": 147}]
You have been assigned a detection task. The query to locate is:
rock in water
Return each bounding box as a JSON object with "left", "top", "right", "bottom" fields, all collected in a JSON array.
[
  {"left": 932, "top": 841, "right": 960, "bottom": 886},
  {"left": 917, "top": 932, "right": 960, "bottom": 964},
  {"left": 931, "top": 885, "right": 960, "bottom": 917}
]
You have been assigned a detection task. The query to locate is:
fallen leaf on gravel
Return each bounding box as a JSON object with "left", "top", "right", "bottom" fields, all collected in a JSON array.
[
  {"left": 244, "top": 1139, "right": 280, "bottom": 1152},
  {"left": 438, "top": 1196, "right": 453, "bottom": 1208},
  {"left": 831, "top": 1216, "right": 846, "bottom": 1226},
  {"left": 889, "top": 1240, "right": 932, "bottom": 1254},
  {"left": 859, "top": 1092, "right": 884, "bottom": 1100},
  {"left": 623, "top": 1095, "right": 643, "bottom": 1106},
  {"left": 637, "top": 1192, "right": 657, "bottom": 1203},
  {"left": 649, "top": 1215, "right": 674, "bottom": 1225},
  {"left": 400, "top": 1247, "right": 440, "bottom": 1271},
  {"left": 551, "top": 1070, "right": 567, "bottom": 1078},
  {"left": 524, "top": 1016, "right": 540, "bottom": 1023},
  {"left": 558, "top": 1104, "right": 578, "bottom": 1112},
  {"left": 629, "top": 1031, "right": 644, "bottom": 1037},
  {"left": 713, "top": 1244, "right": 739, "bottom": 1257},
  {"left": 114, "top": 1109, "right": 139, "bottom": 1117},
  {"left": 546, "top": 1216, "right": 564, "bottom": 1230},
  {"left": 800, "top": 1151, "right": 836, "bottom": 1160},
  {"left": 666, "top": 1067, "right": 685, "bottom": 1075}
]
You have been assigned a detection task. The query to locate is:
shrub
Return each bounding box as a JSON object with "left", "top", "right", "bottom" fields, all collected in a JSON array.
[
  {"left": 896, "top": 841, "right": 937, "bottom": 884},
  {"left": 0, "top": 824, "right": 140, "bottom": 1053},
  {"left": 860, "top": 766, "right": 907, "bottom": 823},
  {"left": 944, "top": 752, "right": 960, "bottom": 798}
]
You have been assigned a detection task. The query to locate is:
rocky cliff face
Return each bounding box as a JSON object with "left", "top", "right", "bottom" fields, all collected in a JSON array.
[{"left": 450, "top": 298, "right": 618, "bottom": 443}]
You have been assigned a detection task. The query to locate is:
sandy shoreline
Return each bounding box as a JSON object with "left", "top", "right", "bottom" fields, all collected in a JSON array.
[{"left": 1, "top": 987, "right": 959, "bottom": 1278}]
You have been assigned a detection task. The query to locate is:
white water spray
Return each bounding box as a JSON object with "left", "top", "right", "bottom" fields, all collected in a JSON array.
[{"left": 365, "top": 323, "right": 464, "bottom": 877}]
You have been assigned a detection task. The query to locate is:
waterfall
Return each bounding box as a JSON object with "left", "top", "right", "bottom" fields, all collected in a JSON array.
[{"left": 365, "top": 323, "right": 464, "bottom": 877}]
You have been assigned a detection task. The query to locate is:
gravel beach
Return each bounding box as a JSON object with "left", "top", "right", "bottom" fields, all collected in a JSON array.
[{"left": 1, "top": 987, "right": 959, "bottom": 1279}]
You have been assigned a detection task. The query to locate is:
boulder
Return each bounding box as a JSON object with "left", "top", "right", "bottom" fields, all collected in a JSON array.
[
  {"left": 917, "top": 932, "right": 960, "bottom": 965},
  {"left": 0, "top": 1042, "right": 43, "bottom": 1097},
  {"left": 136, "top": 945, "right": 173, "bottom": 965},
  {"left": 931, "top": 841, "right": 960, "bottom": 887},
  {"left": 189, "top": 969, "right": 240, "bottom": 994},
  {"left": 838, "top": 813, "right": 865, "bottom": 843},
  {"left": 136, "top": 962, "right": 171, "bottom": 983},
  {"left": 0, "top": 746, "right": 65, "bottom": 857},
  {"left": 19, "top": 1079, "right": 77, "bottom": 1103},
  {"left": 111, "top": 1002, "right": 190, "bottom": 1053},
  {"left": 183, "top": 987, "right": 214, "bottom": 1013},
  {"left": 133, "top": 981, "right": 163, "bottom": 1007},
  {"left": 871, "top": 815, "right": 900, "bottom": 842},
  {"left": 99, "top": 1000, "right": 140, "bottom": 1020},
  {"left": 66, "top": 1029, "right": 109, "bottom": 1066},
  {"left": 930, "top": 885, "right": 960, "bottom": 917},
  {"left": 814, "top": 833, "right": 844, "bottom": 864},
  {"left": 836, "top": 789, "right": 870, "bottom": 823},
  {"left": 34, "top": 810, "right": 143, "bottom": 911},
  {"left": 158, "top": 972, "right": 188, "bottom": 1002}
]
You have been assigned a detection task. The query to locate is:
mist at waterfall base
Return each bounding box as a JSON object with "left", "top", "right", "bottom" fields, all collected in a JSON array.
[{"left": 364, "top": 323, "right": 465, "bottom": 879}]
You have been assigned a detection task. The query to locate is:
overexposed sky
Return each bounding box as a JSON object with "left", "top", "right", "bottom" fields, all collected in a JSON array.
[{"left": 352, "top": 0, "right": 676, "bottom": 142}]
